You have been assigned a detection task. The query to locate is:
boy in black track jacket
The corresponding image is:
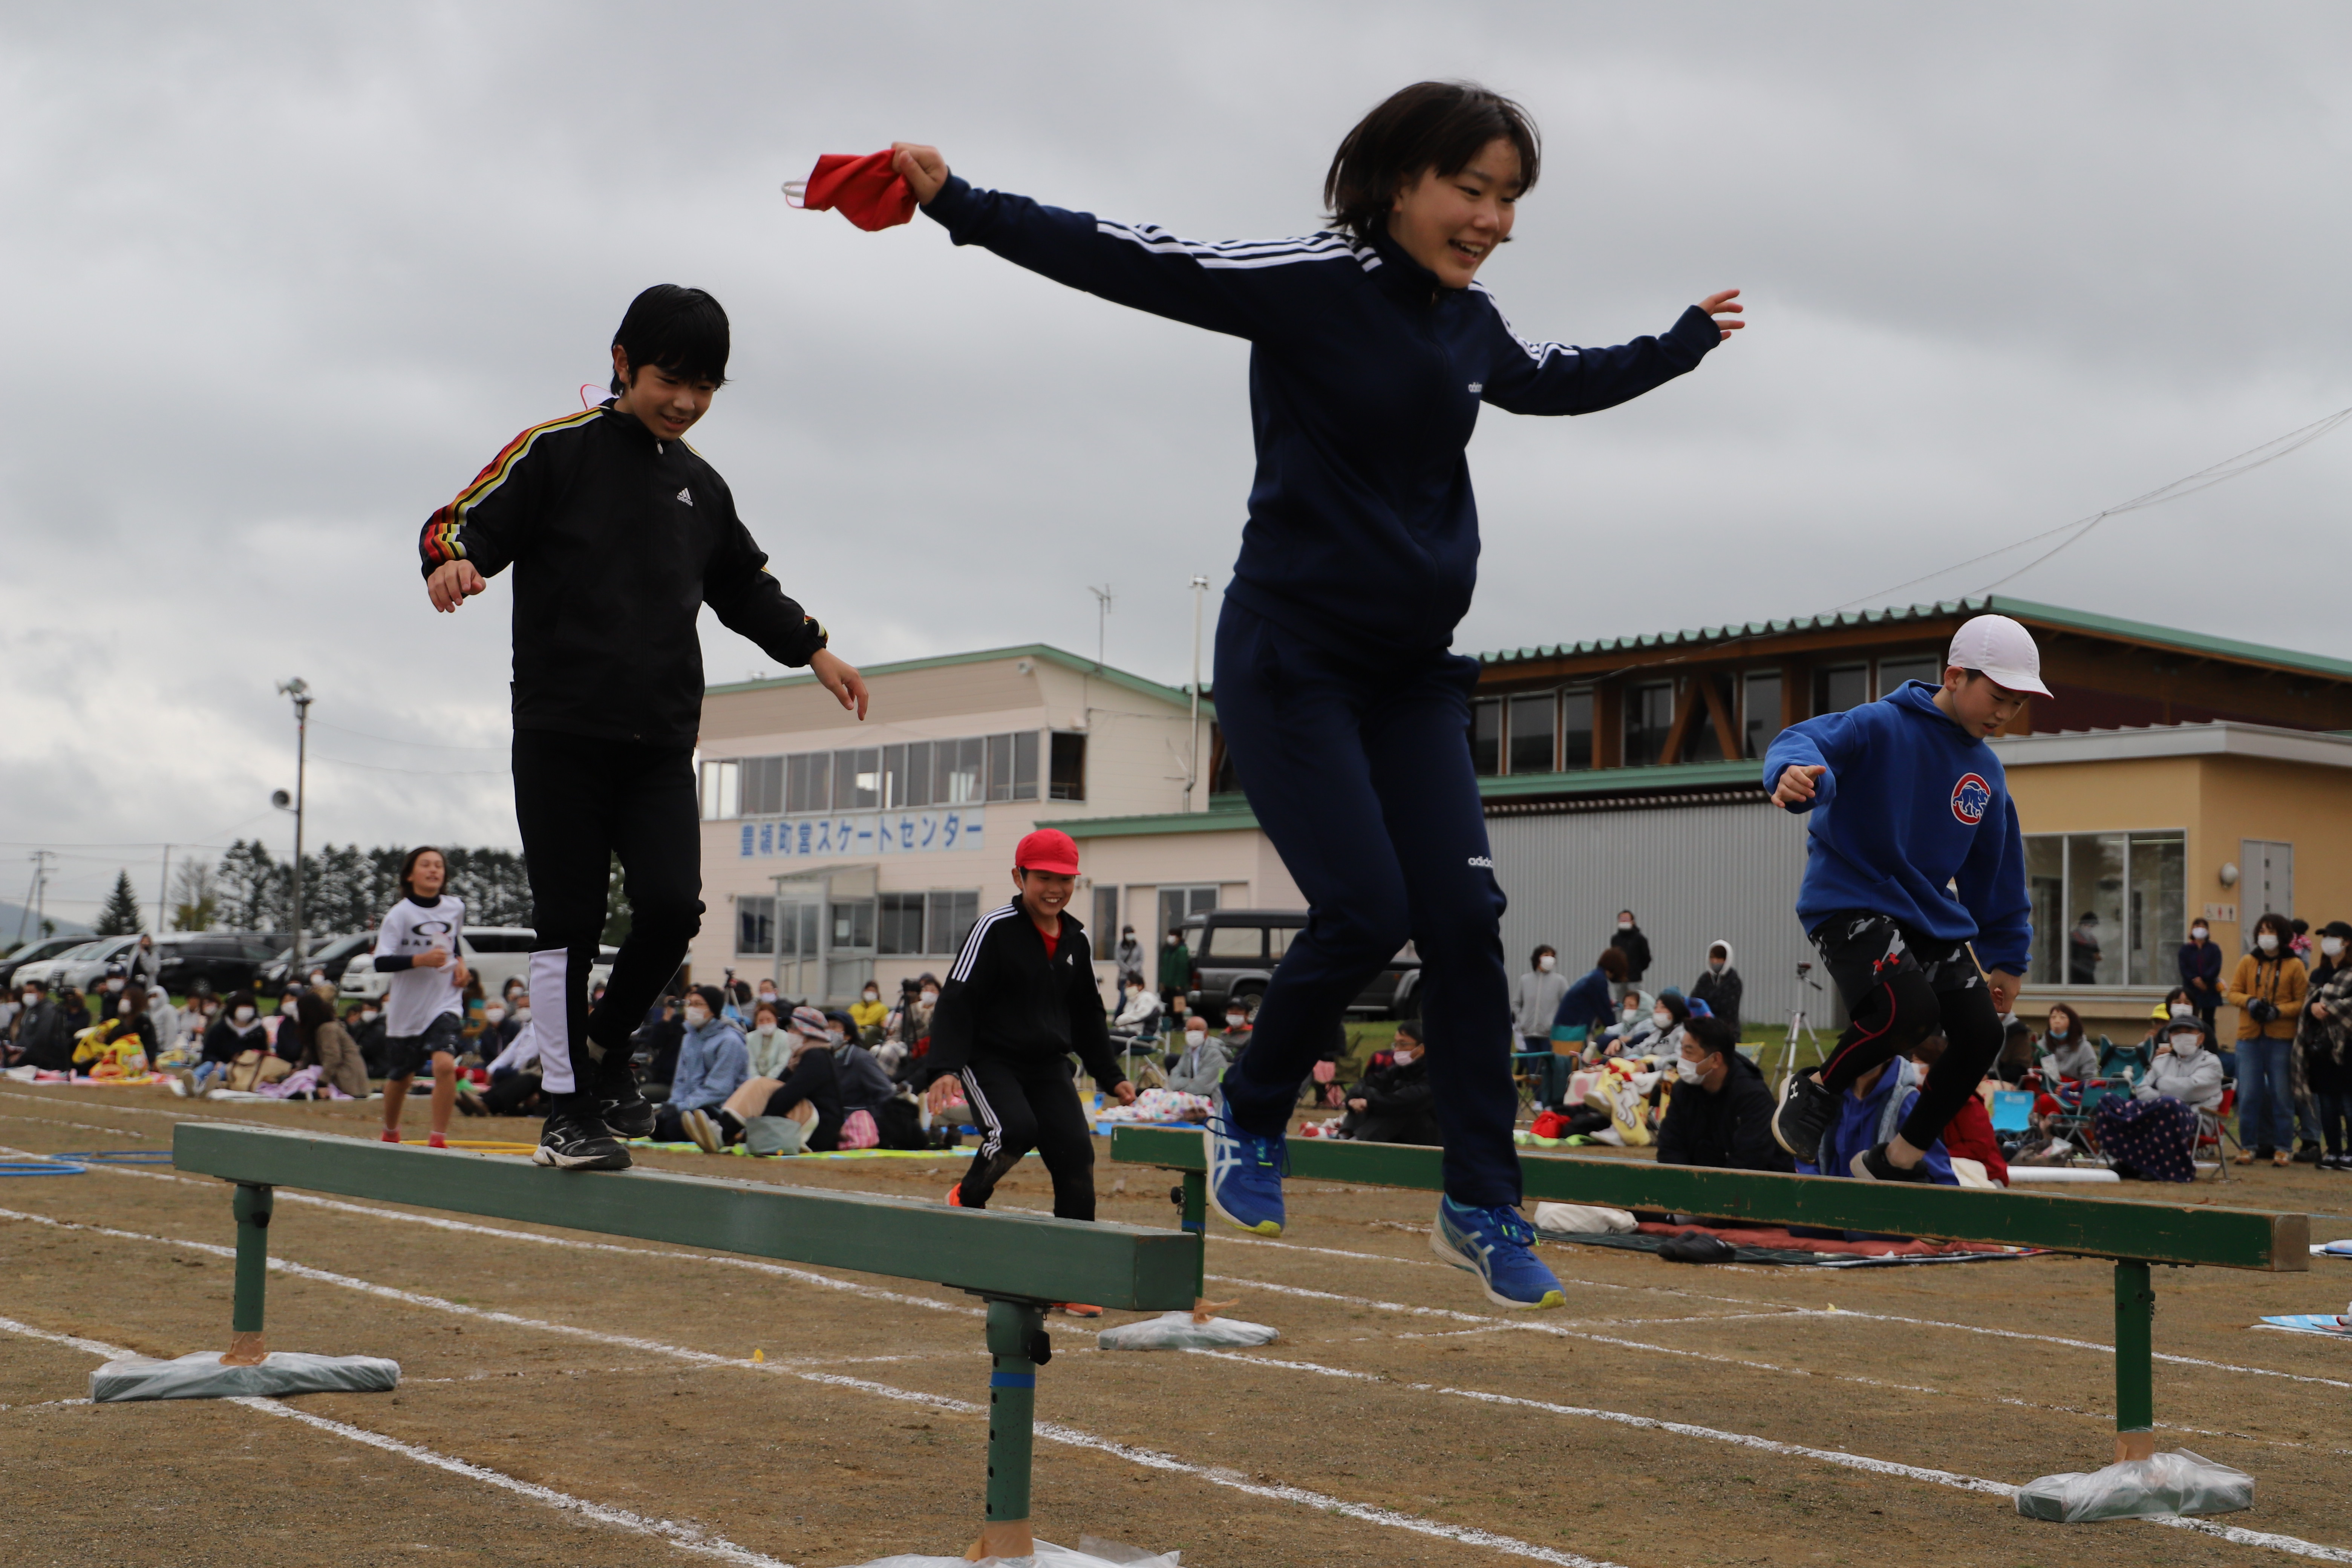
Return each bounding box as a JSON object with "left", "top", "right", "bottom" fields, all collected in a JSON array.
[
  {"left": 923, "top": 830, "right": 1136, "bottom": 1221},
  {"left": 419, "top": 285, "right": 869, "bottom": 1172}
]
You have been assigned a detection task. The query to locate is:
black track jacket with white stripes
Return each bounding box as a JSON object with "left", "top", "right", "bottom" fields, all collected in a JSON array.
[
  {"left": 419, "top": 403, "right": 827, "bottom": 746},
  {"left": 923, "top": 176, "right": 1720, "bottom": 668},
  {"left": 925, "top": 903, "right": 1123, "bottom": 1088}
]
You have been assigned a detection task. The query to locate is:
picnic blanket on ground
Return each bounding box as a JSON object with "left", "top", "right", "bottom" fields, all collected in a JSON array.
[
  {"left": 1540, "top": 1219, "right": 2044, "bottom": 1268},
  {"left": 2254, "top": 1314, "right": 2352, "bottom": 1338}
]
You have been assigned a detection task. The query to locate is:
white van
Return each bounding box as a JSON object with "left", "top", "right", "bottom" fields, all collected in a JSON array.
[{"left": 340, "top": 928, "right": 616, "bottom": 1004}]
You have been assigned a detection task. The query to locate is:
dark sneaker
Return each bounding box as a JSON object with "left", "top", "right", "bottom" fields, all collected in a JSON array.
[
  {"left": 532, "top": 1106, "right": 631, "bottom": 1171},
  {"left": 1850, "top": 1142, "right": 1932, "bottom": 1182},
  {"left": 592, "top": 1053, "right": 656, "bottom": 1139},
  {"left": 1772, "top": 1070, "right": 1839, "bottom": 1161}
]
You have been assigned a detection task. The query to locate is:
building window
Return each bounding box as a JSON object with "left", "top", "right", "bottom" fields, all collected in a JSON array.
[
  {"left": 786, "top": 752, "right": 830, "bottom": 815},
  {"left": 885, "top": 743, "right": 929, "bottom": 810},
  {"left": 1743, "top": 671, "right": 1783, "bottom": 758},
  {"left": 925, "top": 890, "right": 980, "bottom": 956},
  {"left": 1470, "top": 698, "right": 1502, "bottom": 776},
  {"left": 1560, "top": 689, "right": 1594, "bottom": 770},
  {"left": 830, "top": 899, "right": 876, "bottom": 952},
  {"left": 985, "top": 732, "right": 1040, "bottom": 802},
  {"left": 736, "top": 895, "right": 775, "bottom": 956},
  {"left": 1624, "top": 681, "right": 1674, "bottom": 767},
  {"left": 1876, "top": 655, "right": 1940, "bottom": 697},
  {"left": 1158, "top": 885, "right": 1218, "bottom": 939},
  {"left": 1507, "top": 693, "right": 1556, "bottom": 775},
  {"left": 1812, "top": 665, "right": 1868, "bottom": 716},
  {"left": 834, "top": 747, "right": 882, "bottom": 811},
  {"left": 1049, "top": 732, "right": 1087, "bottom": 801},
  {"left": 878, "top": 892, "right": 926, "bottom": 956},
  {"left": 1092, "top": 885, "right": 1118, "bottom": 945},
  {"left": 2022, "top": 830, "right": 2185, "bottom": 988},
  {"left": 710, "top": 730, "right": 1045, "bottom": 819},
  {"left": 701, "top": 760, "right": 740, "bottom": 821},
  {"left": 1683, "top": 679, "right": 1726, "bottom": 763}
]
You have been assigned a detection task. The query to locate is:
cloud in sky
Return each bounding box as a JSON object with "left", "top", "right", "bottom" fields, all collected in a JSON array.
[{"left": 3, "top": 2, "right": 2348, "bottom": 919}]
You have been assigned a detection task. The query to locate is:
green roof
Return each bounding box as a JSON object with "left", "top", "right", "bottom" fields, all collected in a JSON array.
[
  {"left": 1045, "top": 758, "right": 1764, "bottom": 839},
  {"left": 707, "top": 643, "right": 1211, "bottom": 716},
  {"left": 1476, "top": 595, "right": 2352, "bottom": 683}
]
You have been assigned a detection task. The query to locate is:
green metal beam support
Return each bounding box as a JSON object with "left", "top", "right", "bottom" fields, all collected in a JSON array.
[
  {"left": 228, "top": 1183, "right": 273, "bottom": 1364},
  {"left": 1181, "top": 1168, "right": 1207, "bottom": 1306},
  {"left": 982, "top": 1298, "right": 1047, "bottom": 1559},
  {"left": 2114, "top": 1259, "right": 2156, "bottom": 1459}
]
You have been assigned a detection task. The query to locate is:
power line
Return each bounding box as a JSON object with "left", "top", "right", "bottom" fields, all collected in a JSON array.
[
  {"left": 310, "top": 719, "right": 507, "bottom": 753},
  {"left": 308, "top": 755, "right": 509, "bottom": 778}
]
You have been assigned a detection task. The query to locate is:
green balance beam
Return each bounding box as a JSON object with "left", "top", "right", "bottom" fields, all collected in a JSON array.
[
  {"left": 175, "top": 1122, "right": 1197, "bottom": 1559},
  {"left": 1110, "top": 1125, "right": 2307, "bottom": 1271}
]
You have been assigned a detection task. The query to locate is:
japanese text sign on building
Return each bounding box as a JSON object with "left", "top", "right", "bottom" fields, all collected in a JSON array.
[{"left": 738, "top": 810, "right": 986, "bottom": 861}]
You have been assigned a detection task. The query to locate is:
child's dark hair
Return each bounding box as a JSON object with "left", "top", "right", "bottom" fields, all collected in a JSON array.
[
  {"left": 1682, "top": 1015, "right": 1736, "bottom": 1058},
  {"left": 1323, "top": 81, "right": 1540, "bottom": 242},
  {"left": 398, "top": 845, "right": 446, "bottom": 897},
  {"left": 1393, "top": 1020, "right": 1424, "bottom": 1045},
  {"left": 611, "top": 285, "right": 731, "bottom": 395},
  {"left": 1597, "top": 947, "right": 1629, "bottom": 982}
]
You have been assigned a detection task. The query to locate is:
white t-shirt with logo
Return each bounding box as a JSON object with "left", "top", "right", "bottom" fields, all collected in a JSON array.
[{"left": 375, "top": 894, "right": 467, "bottom": 1039}]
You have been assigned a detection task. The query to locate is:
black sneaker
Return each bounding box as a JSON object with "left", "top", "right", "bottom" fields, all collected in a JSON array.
[
  {"left": 532, "top": 1105, "right": 631, "bottom": 1171},
  {"left": 592, "top": 1050, "right": 655, "bottom": 1139},
  {"left": 1771, "top": 1070, "right": 1839, "bottom": 1161},
  {"left": 1850, "top": 1142, "right": 1932, "bottom": 1182}
]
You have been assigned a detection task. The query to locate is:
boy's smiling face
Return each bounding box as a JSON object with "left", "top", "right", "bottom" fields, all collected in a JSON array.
[
  {"left": 611, "top": 350, "right": 717, "bottom": 442},
  {"left": 1935, "top": 665, "right": 2030, "bottom": 738}
]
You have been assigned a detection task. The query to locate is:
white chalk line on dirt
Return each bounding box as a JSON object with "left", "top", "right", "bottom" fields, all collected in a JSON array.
[
  {"left": 1188, "top": 1350, "right": 2352, "bottom": 1565},
  {"left": 0, "top": 1312, "right": 797, "bottom": 1567},
  {"left": 0, "top": 1209, "right": 1628, "bottom": 1567}
]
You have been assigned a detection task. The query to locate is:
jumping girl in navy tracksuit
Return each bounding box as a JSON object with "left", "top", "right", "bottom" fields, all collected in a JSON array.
[{"left": 884, "top": 82, "right": 1741, "bottom": 1308}]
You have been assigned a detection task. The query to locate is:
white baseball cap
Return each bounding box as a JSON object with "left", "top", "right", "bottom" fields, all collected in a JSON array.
[{"left": 1945, "top": 614, "right": 2050, "bottom": 697}]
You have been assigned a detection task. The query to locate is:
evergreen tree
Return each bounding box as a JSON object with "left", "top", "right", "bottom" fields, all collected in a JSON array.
[
  {"left": 215, "top": 840, "right": 279, "bottom": 931},
  {"left": 94, "top": 870, "right": 146, "bottom": 936}
]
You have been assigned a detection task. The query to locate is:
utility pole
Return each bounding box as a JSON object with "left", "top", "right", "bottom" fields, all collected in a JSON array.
[
  {"left": 273, "top": 678, "right": 313, "bottom": 977},
  {"left": 1185, "top": 574, "right": 1210, "bottom": 811},
  {"left": 1087, "top": 584, "right": 1113, "bottom": 669},
  {"left": 17, "top": 851, "right": 55, "bottom": 945},
  {"left": 157, "top": 844, "right": 172, "bottom": 934}
]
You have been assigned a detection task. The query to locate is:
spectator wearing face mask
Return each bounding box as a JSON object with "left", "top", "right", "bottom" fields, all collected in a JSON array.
[
  {"left": 145, "top": 983, "right": 186, "bottom": 1064},
  {"left": 1593, "top": 982, "right": 1655, "bottom": 1060},
  {"left": 12, "top": 979, "right": 71, "bottom": 1073},
  {"left": 1688, "top": 940, "right": 1743, "bottom": 1035},
  {"left": 743, "top": 1000, "right": 792, "bottom": 1079},
  {"left": 690, "top": 1005, "right": 845, "bottom": 1155},
  {"left": 1337, "top": 1023, "right": 1439, "bottom": 1145},
  {"left": 1541, "top": 948, "right": 1625, "bottom": 1107},
  {"left": 1114, "top": 926, "right": 1146, "bottom": 993},
  {"left": 190, "top": 992, "right": 266, "bottom": 1092},
  {"left": 632, "top": 994, "right": 686, "bottom": 1095},
  {"left": 1512, "top": 945, "right": 1569, "bottom": 1057},
  {"left": 1606, "top": 911, "right": 1651, "bottom": 1000},
  {"left": 76, "top": 981, "right": 158, "bottom": 1076},
  {"left": 1220, "top": 997, "right": 1255, "bottom": 1055},
  {"left": 650, "top": 986, "right": 749, "bottom": 1142},
  {"left": 2298, "top": 922, "right": 2352, "bottom": 1170},
  {"left": 2067, "top": 911, "right": 2105, "bottom": 985},
  {"left": 2228, "top": 911, "right": 2307, "bottom": 1167},
  {"left": 1165, "top": 1013, "right": 1231, "bottom": 1095},
  {"left": 346, "top": 999, "right": 390, "bottom": 1078},
  {"left": 56, "top": 986, "right": 91, "bottom": 1038},
  {"left": 849, "top": 982, "right": 887, "bottom": 1042},
  {"left": 1655, "top": 1016, "right": 1788, "bottom": 1174},
  {"left": 1113, "top": 978, "right": 1163, "bottom": 1039},
  {"left": 267, "top": 986, "right": 308, "bottom": 1061},
  {"left": 1158, "top": 928, "right": 1193, "bottom": 1015},
  {"left": 2037, "top": 1003, "right": 2100, "bottom": 1083},
  {"left": 2092, "top": 1018, "right": 2222, "bottom": 1182}
]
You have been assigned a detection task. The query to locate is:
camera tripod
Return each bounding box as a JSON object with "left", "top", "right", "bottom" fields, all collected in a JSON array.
[{"left": 1780, "top": 960, "right": 1824, "bottom": 1095}]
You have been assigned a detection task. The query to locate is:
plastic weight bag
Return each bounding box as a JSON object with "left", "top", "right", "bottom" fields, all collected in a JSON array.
[
  {"left": 1533, "top": 1202, "right": 1637, "bottom": 1235},
  {"left": 845, "top": 1535, "right": 1179, "bottom": 1567},
  {"left": 1096, "top": 1312, "right": 1279, "bottom": 1351},
  {"left": 2015, "top": 1449, "right": 2253, "bottom": 1523},
  {"left": 92, "top": 1350, "right": 400, "bottom": 1403}
]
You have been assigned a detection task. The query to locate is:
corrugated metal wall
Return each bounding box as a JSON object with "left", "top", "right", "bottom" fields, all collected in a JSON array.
[{"left": 1488, "top": 797, "right": 1840, "bottom": 1039}]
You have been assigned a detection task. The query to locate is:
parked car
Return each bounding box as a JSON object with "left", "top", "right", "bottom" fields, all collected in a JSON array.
[
  {"left": 151, "top": 932, "right": 287, "bottom": 996},
  {"left": 0, "top": 933, "right": 100, "bottom": 989},
  {"left": 26, "top": 934, "right": 143, "bottom": 993},
  {"left": 1182, "top": 909, "right": 1420, "bottom": 1020},
  {"left": 258, "top": 931, "right": 378, "bottom": 989},
  {"left": 340, "top": 928, "right": 617, "bottom": 1005}
]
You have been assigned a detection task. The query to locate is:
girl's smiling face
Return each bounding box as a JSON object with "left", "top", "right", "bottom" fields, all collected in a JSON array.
[{"left": 1388, "top": 136, "right": 1521, "bottom": 289}]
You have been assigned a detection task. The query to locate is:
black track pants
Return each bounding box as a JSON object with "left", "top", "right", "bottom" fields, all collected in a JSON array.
[
  {"left": 1810, "top": 910, "right": 2005, "bottom": 1152},
  {"left": 511, "top": 729, "right": 703, "bottom": 1102},
  {"left": 956, "top": 1057, "right": 1096, "bottom": 1221}
]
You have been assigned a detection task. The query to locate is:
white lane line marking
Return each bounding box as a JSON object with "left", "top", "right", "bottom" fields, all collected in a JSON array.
[
  {"left": 1188, "top": 1350, "right": 2352, "bottom": 1564},
  {"left": 0, "top": 1314, "right": 796, "bottom": 1568}
]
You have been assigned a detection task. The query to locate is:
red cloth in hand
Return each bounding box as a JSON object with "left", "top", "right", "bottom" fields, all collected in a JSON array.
[{"left": 794, "top": 151, "right": 918, "bottom": 231}]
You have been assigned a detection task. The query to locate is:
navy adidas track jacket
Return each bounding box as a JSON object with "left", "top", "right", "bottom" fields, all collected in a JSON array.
[{"left": 924, "top": 176, "right": 1720, "bottom": 664}]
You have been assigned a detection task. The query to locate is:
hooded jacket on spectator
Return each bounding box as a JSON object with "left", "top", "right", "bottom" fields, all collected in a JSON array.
[
  {"left": 669, "top": 1012, "right": 750, "bottom": 1114},
  {"left": 1688, "top": 940, "right": 1744, "bottom": 1035}
]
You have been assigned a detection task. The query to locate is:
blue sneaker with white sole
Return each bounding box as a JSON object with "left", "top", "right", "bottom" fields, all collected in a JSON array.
[
  {"left": 1205, "top": 1094, "right": 1286, "bottom": 1236},
  {"left": 1431, "top": 1196, "right": 1565, "bottom": 1309}
]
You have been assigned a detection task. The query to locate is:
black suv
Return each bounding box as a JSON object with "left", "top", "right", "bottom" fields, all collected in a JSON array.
[
  {"left": 153, "top": 932, "right": 287, "bottom": 996},
  {"left": 1182, "top": 909, "right": 1420, "bottom": 1020}
]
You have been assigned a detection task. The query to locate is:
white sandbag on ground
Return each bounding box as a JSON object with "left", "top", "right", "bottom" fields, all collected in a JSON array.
[
  {"left": 92, "top": 1350, "right": 400, "bottom": 1403},
  {"left": 2015, "top": 1449, "right": 2252, "bottom": 1522},
  {"left": 1533, "top": 1202, "right": 1637, "bottom": 1234},
  {"left": 845, "top": 1534, "right": 1179, "bottom": 1566},
  {"left": 1096, "top": 1312, "right": 1278, "bottom": 1351}
]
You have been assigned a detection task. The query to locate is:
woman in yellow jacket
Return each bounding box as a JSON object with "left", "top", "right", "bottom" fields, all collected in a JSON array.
[{"left": 2227, "top": 911, "right": 2307, "bottom": 1166}]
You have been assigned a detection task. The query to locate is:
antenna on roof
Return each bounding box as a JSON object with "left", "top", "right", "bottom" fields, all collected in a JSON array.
[{"left": 1087, "top": 584, "right": 1114, "bottom": 669}]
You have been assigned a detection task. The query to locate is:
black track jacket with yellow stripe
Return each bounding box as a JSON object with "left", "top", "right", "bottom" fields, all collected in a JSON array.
[{"left": 419, "top": 402, "right": 827, "bottom": 746}]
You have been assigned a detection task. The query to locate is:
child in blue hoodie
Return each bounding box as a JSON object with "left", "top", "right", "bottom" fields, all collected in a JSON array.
[{"left": 1761, "top": 614, "right": 2043, "bottom": 1182}]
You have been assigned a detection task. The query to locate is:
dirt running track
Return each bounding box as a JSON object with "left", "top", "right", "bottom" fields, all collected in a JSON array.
[{"left": 2, "top": 1083, "right": 2348, "bottom": 1568}]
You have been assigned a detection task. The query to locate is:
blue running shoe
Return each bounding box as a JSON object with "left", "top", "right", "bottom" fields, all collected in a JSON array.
[
  {"left": 1205, "top": 1095, "right": 1286, "bottom": 1236},
  {"left": 1431, "top": 1197, "right": 1565, "bottom": 1309}
]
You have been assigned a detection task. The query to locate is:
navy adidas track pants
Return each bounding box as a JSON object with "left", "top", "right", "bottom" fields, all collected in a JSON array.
[{"left": 1210, "top": 599, "right": 1522, "bottom": 1208}]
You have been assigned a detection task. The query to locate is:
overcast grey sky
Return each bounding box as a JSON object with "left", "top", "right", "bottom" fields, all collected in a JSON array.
[{"left": 5, "top": 3, "right": 2349, "bottom": 923}]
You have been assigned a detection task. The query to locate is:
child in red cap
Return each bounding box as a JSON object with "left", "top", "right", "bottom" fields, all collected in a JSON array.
[{"left": 924, "top": 829, "right": 1136, "bottom": 1248}]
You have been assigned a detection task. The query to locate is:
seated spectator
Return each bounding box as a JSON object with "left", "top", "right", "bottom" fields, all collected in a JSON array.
[
  {"left": 1220, "top": 996, "right": 1255, "bottom": 1056},
  {"left": 1164, "top": 1013, "right": 1231, "bottom": 1095},
  {"left": 832, "top": 1027, "right": 897, "bottom": 1117},
  {"left": 145, "top": 983, "right": 185, "bottom": 1063},
  {"left": 1112, "top": 979, "right": 1163, "bottom": 1040},
  {"left": 346, "top": 998, "right": 390, "bottom": 1079},
  {"left": 1991, "top": 1016, "right": 2037, "bottom": 1086},
  {"left": 849, "top": 981, "right": 888, "bottom": 1043},
  {"left": 1796, "top": 1054, "right": 1958, "bottom": 1186},
  {"left": 1591, "top": 981, "right": 1654, "bottom": 1060},
  {"left": 1910, "top": 1033, "right": 2007, "bottom": 1185},
  {"left": 1654, "top": 1016, "right": 1790, "bottom": 1173},
  {"left": 192, "top": 991, "right": 267, "bottom": 1091},
  {"left": 691, "top": 1005, "right": 845, "bottom": 1155},
  {"left": 633, "top": 994, "right": 686, "bottom": 1097},
  {"left": 480, "top": 1018, "right": 551, "bottom": 1118},
  {"left": 1688, "top": 941, "right": 1744, "bottom": 1035},
  {"left": 56, "top": 985, "right": 91, "bottom": 1038},
  {"left": 291, "top": 991, "right": 369, "bottom": 1099},
  {"left": 2094, "top": 1017, "right": 2223, "bottom": 1182},
  {"left": 743, "top": 999, "right": 792, "bottom": 1079},
  {"left": 12, "top": 978, "right": 70, "bottom": 1072},
  {"left": 1544, "top": 948, "right": 1625, "bottom": 1107},
  {"left": 76, "top": 981, "right": 158, "bottom": 1076},
  {"left": 1336, "top": 1022, "right": 1439, "bottom": 1145},
  {"left": 456, "top": 976, "right": 490, "bottom": 1058},
  {"left": 488, "top": 991, "right": 528, "bottom": 1054},
  {"left": 2037, "top": 1003, "right": 2101, "bottom": 1082},
  {"left": 648, "top": 986, "right": 749, "bottom": 1142}
]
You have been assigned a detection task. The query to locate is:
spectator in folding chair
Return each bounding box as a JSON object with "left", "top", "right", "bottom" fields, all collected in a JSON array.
[
  {"left": 2037, "top": 1002, "right": 2101, "bottom": 1083},
  {"left": 2096, "top": 1016, "right": 2222, "bottom": 1182}
]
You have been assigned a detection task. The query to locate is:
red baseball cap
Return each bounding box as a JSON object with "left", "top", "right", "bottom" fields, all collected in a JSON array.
[{"left": 1014, "top": 828, "right": 1080, "bottom": 876}]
